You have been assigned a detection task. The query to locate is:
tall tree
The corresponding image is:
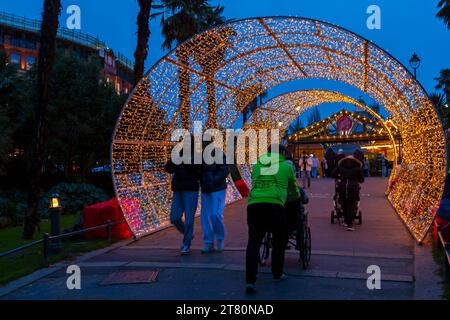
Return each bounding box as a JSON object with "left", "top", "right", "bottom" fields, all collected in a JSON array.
[
  {"left": 133, "top": 0, "right": 153, "bottom": 86},
  {"left": 307, "top": 106, "right": 321, "bottom": 126},
  {"left": 23, "top": 0, "right": 61, "bottom": 239},
  {"left": 47, "top": 54, "right": 125, "bottom": 178},
  {"left": 194, "top": 25, "right": 235, "bottom": 129},
  {"left": 0, "top": 51, "right": 28, "bottom": 176},
  {"left": 287, "top": 117, "right": 303, "bottom": 135},
  {"left": 437, "top": 0, "right": 450, "bottom": 29},
  {"left": 435, "top": 69, "right": 450, "bottom": 100},
  {"left": 430, "top": 92, "right": 449, "bottom": 129},
  {"left": 159, "top": 0, "right": 225, "bottom": 129}
]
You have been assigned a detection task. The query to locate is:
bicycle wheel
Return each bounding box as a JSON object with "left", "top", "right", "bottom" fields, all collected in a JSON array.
[
  {"left": 259, "top": 233, "right": 271, "bottom": 266},
  {"left": 299, "top": 224, "right": 311, "bottom": 269},
  {"left": 302, "top": 227, "right": 311, "bottom": 269}
]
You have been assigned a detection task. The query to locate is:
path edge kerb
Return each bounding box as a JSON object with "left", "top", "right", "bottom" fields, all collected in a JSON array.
[
  {"left": 0, "top": 218, "right": 179, "bottom": 298},
  {"left": 0, "top": 238, "right": 135, "bottom": 298}
]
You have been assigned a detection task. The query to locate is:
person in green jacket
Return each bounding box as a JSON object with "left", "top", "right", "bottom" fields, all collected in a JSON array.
[{"left": 245, "top": 144, "right": 300, "bottom": 294}]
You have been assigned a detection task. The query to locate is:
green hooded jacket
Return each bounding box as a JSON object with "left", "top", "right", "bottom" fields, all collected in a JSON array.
[{"left": 248, "top": 153, "right": 300, "bottom": 207}]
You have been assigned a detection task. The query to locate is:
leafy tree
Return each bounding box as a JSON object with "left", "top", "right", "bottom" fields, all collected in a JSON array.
[
  {"left": 437, "top": 0, "right": 450, "bottom": 29},
  {"left": 0, "top": 52, "right": 26, "bottom": 176},
  {"left": 24, "top": 0, "right": 62, "bottom": 239},
  {"left": 287, "top": 118, "right": 303, "bottom": 135},
  {"left": 430, "top": 92, "right": 449, "bottom": 129},
  {"left": 369, "top": 103, "right": 380, "bottom": 115},
  {"left": 158, "top": 0, "right": 227, "bottom": 129},
  {"left": 307, "top": 107, "right": 321, "bottom": 126},
  {"left": 133, "top": 0, "right": 153, "bottom": 85},
  {"left": 435, "top": 69, "right": 450, "bottom": 99},
  {"left": 46, "top": 53, "right": 125, "bottom": 178}
]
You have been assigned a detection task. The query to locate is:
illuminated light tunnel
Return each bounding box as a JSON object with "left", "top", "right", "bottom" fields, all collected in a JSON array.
[
  {"left": 111, "top": 17, "right": 447, "bottom": 242},
  {"left": 238, "top": 89, "right": 398, "bottom": 189}
]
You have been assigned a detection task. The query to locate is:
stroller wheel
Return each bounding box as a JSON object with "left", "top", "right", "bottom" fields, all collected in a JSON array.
[{"left": 330, "top": 210, "right": 335, "bottom": 224}]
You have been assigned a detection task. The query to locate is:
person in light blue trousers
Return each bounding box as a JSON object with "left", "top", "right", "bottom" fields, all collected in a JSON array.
[
  {"left": 200, "top": 145, "right": 230, "bottom": 253},
  {"left": 165, "top": 154, "right": 201, "bottom": 256}
]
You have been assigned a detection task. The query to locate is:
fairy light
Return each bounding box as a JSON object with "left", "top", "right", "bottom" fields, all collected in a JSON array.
[{"left": 112, "top": 17, "right": 446, "bottom": 242}]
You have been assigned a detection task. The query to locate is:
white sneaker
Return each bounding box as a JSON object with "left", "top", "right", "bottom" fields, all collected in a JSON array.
[
  {"left": 273, "top": 272, "right": 288, "bottom": 281},
  {"left": 180, "top": 245, "right": 190, "bottom": 255},
  {"left": 346, "top": 226, "right": 355, "bottom": 231}
]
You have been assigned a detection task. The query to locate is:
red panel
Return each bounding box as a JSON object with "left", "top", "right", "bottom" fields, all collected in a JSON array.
[
  {"left": 83, "top": 198, "right": 133, "bottom": 240},
  {"left": 234, "top": 179, "right": 250, "bottom": 197}
]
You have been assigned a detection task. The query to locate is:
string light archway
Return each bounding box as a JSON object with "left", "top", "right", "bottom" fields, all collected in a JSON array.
[
  {"left": 112, "top": 17, "right": 446, "bottom": 242},
  {"left": 239, "top": 89, "right": 398, "bottom": 187}
]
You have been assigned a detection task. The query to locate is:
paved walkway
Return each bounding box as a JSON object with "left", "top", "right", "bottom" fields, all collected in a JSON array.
[{"left": 1, "top": 178, "right": 443, "bottom": 299}]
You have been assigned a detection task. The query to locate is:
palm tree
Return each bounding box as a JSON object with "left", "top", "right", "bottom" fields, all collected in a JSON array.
[
  {"left": 430, "top": 92, "right": 449, "bottom": 129},
  {"left": 133, "top": 0, "right": 153, "bottom": 86},
  {"left": 437, "top": 0, "right": 450, "bottom": 29},
  {"left": 23, "top": 0, "right": 62, "bottom": 239},
  {"left": 194, "top": 26, "right": 235, "bottom": 129},
  {"left": 159, "top": 0, "right": 225, "bottom": 129},
  {"left": 435, "top": 69, "right": 450, "bottom": 98}
]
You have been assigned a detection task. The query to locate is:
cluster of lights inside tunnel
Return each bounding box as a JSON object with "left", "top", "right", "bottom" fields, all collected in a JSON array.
[{"left": 112, "top": 17, "right": 446, "bottom": 242}]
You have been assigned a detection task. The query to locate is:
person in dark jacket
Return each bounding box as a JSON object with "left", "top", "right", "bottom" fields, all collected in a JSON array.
[
  {"left": 353, "top": 148, "right": 365, "bottom": 164},
  {"left": 331, "top": 156, "right": 364, "bottom": 231},
  {"left": 324, "top": 148, "right": 336, "bottom": 177},
  {"left": 164, "top": 144, "right": 201, "bottom": 255},
  {"left": 200, "top": 142, "right": 230, "bottom": 253}
]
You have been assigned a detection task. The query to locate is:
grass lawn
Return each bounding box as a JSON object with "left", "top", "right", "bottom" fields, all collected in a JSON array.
[{"left": 0, "top": 214, "right": 114, "bottom": 285}]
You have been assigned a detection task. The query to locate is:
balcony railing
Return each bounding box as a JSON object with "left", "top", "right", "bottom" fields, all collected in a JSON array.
[
  {"left": 0, "top": 11, "right": 133, "bottom": 71},
  {"left": 116, "top": 51, "right": 134, "bottom": 70},
  {"left": 0, "top": 11, "right": 106, "bottom": 49}
]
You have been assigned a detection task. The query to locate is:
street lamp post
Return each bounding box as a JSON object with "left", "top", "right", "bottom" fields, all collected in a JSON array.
[
  {"left": 49, "top": 193, "right": 62, "bottom": 253},
  {"left": 409, "top": 52, "right": 421, "bottom": 79}
]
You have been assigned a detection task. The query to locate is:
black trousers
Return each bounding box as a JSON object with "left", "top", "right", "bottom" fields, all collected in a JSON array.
[
  {"left": 246, "top": 203, "right": 288, "bottom": 284},
  {"left": 341, "top": 198, "right": 358, "bottom": 227}
]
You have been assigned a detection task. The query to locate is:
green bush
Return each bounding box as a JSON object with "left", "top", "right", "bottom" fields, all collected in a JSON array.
[
  {"left": 38, "top": 183, "right": 110, "bottom": 218},
  {"left": 0, "top": 193, "right": 27, "bottom": 227}
]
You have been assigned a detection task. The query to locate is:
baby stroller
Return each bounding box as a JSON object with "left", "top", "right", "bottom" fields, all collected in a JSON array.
[{"left": 330, "top": 179, "right": 362, "bottom": 225}]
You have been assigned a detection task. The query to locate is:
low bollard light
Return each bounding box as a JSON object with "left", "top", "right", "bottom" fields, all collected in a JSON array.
[{"left": 49, "top": 193, "right": 62, "bottom": 253}]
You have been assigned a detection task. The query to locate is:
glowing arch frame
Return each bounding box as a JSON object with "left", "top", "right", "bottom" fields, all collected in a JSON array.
[
  {"left": 239, "top": 89, "right": 398, "bottom": 186},
  {"left": 111, "top": 16, "right": 447, "bottom": 242}
]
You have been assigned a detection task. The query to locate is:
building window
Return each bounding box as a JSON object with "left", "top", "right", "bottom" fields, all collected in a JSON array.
[
  {"left": 9, "top": 52, "right": 21, "bottom": 65},
  {"left": 26, "top": 56, "right": 36, "bottom": 70}
]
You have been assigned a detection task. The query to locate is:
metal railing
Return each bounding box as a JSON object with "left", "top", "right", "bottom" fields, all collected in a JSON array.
[
  {"left": 0, "top": 11, "right": 106, "bottom": 50},
  {"left": 0, "top": 11, "right": 134, "bottom": 71},
  {"left": 0, "top": 219, "right": 125, "bottom": 266},
  {"left": 436, "top": 222, "right": 450, "bottom": 282},
  {"left": 116, "top": 52, "right": 134, "bottom": 70}
]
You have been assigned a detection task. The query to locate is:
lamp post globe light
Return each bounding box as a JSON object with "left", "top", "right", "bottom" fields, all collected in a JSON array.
[
  {"left": 49, "top": 193, "right": 62, "bottom": 253},
  {"left": 409, "top": 52, "right": 421, "bottom": 79}
]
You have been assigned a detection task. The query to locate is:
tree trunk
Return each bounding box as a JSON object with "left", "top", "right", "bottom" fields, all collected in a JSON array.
[
  {"left": 206, "top": 79, "right": 217, "bottom": 128},
  {"left": 23, "top": 0, "right": 61, "bottom": 239},
  {"left": 133, "top": 0, "right": 152, "bottom": 86},
  {"left": 176, "top": 48, "right": 191, "bottom": 130}
]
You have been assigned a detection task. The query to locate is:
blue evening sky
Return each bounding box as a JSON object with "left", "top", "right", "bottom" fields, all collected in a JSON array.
[{"left": 1, "top": 0, "right": 449, "bottom": 125}]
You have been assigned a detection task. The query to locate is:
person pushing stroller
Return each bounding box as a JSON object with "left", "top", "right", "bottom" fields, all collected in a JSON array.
[{"left": 331, "top": 155, "right": 364, "bottom": 231}]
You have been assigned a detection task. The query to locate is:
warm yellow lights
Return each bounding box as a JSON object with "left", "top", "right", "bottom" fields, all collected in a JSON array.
[
  {"left": 112, "top": 17, "right": 446, "bottom": 242},
  {"left": 50, "top": 194, "right": 61, "bottom": 209}
]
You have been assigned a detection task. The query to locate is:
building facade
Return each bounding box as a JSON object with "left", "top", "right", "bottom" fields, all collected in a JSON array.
[{"left": 0, "top": 11, "right": 133, "bottom": 95}]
